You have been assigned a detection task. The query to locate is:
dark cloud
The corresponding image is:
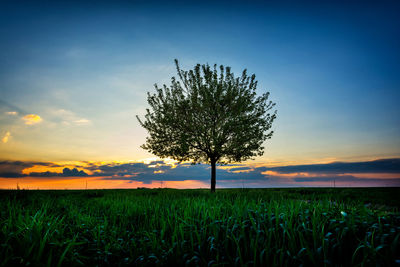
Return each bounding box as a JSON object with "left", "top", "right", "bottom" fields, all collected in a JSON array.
[
  {"left": 147, "top": 161, "right": 166, "bottom": 165},
  {"left": 0, "top": 161, "right": 87, "bottom": 178},
  {"left": 87, "top": 162, "right": 157, "bottom": 177},
  {"left": 0, "top": 161, "right": 33, "bottom": 178},
  {"left": 268, "top": 158, "right": 400, "bottom": 174},
  {"left": 0, "top": 160, "right": 61, "bottom": 168},
  {"left": 0, "top": 160, "right": 35, "bottom": 168},
  {"left": 29, "top": 168, "right": 88, "bottom": 177},
  {"left": 28, "top": 171, "right": 58, "bottom": 177},
  {"left": 100, "top": 163, "right": 208, "bottom": 181},
  {"left": 62, "top": 168, "right": 88, "bottom": 176},
  {"left": 0, "top": 172, "right": 26, "bottom": 178},
  {"left": 99, "top": 163, "right": 267, "bottom": 183}
]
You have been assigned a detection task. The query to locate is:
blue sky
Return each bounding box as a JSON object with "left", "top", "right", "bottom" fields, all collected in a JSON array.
[{"left": 0, "top": 1, "right": 399, "bottom": 188}]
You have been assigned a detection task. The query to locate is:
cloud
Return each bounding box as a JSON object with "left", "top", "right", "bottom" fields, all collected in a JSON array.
[
  {"left": 54, "top": 109, "right": 91, "bottom": 126},
  {"left": 73, "top": 119, "right": 91, "bottom": 125},
  {"left": 22, "top": 114, "right": 42, "bottom": 125},
  {"left": 0, "top": 99, "right": 27, "bottom": 115},
  {"left": 292, "top": 176, "right": 400, "bottom": 187},
  {"left": 2, "top": 131, "right": 11, "bottom": 143},
  {"left": 5, "top": 111, "right": 18, "bottom": 115},
  {"left": 92, "top": 159, "right": 400, "bottom": 187},
  {"left": 29, "top": 168, "right": 88, "bottom": 177},
  {"left": 96, "top": 162, "right": 265, "bottom": 182},
  {"left": 0, "top": 161, "right": 62, "bottom": 178},
  {"left": 268, "top": 158, "right": 400, "bottom": 174},
  {"left": 1, "top": 158, "right": 399, "bottom": 187},
  {"left": 86, "top": 162, "right": 159, "bottom": 177},
  {"left": 0, "top": 161, "right": 34, "bottom": 178},
  {"left": 62, "top": 168, "right": 88, "bottom": 176},
  {"left": 253, "top": 159, "right": 400, "bottom": 187}
]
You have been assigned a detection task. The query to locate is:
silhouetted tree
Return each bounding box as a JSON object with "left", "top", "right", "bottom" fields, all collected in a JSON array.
[{"left": 137, "top": 60, "right": 276, "bottom": 192}]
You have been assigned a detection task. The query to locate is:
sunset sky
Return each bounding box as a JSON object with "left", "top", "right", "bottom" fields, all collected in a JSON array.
[{"left": 1, "top": 1, "right": 399, "bottom": 189}]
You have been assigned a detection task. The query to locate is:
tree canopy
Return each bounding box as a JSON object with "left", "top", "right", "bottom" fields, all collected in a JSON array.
[{"left": 137, "top": 60, "right": 276, "bottom": 192}]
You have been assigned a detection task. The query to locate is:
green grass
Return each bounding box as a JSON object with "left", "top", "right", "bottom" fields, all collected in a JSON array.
[{"left": 0, "top": 188, "right": 399, "bottom": 266}]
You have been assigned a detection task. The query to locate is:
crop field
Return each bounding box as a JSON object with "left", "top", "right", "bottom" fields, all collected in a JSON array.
[{"left": 0, "top": 188, "right": 399, "bottom": 266}]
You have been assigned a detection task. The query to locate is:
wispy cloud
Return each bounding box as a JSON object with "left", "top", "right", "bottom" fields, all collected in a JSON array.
[
  {"left": 22, "top": 114, "right": 42, "bottom": 125},
  {"left": 54, "top": 109, "right": 91, "bottom": 126},
  {"left": 2, "top": 131, "right": 11, "bottom": 143},
  {"left": 73, "top": 119, "right": 91, "bottom": 125},
  {"left": 0, "top": 100, "right": 27, "bottom": 115}
]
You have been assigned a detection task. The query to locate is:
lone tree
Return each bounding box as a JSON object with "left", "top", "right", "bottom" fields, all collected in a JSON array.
[{"left": 137, "top": 60, "right": 276, "bottom": 192}]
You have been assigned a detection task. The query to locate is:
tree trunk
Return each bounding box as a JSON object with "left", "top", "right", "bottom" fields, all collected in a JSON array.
[{"left": 211, "top": 159, "right": 216, "bottom": 193}]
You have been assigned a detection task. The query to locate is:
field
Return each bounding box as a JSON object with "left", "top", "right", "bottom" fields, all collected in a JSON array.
[{"left": 1, "top": 188, "right": 399, "bottom": 266}]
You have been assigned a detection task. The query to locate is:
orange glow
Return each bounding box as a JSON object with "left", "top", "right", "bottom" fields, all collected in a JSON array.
[
  {"left": 0, "top": 177, "right": 209, "bottom": 190},
  {"left": 251, "top": 158, "right": 340, "bottom": 168},
  {"left": 339, "top": 173, "right": 400, "bottom": 179},
  {"left": 22, "top": 114, "right": 42, "bottom": 125},
  {"left": 22, "top": 165, "right": 63, "bottom": 175},
  {"left": 2, "top": 131, "right": 11, "bottom": 143}
]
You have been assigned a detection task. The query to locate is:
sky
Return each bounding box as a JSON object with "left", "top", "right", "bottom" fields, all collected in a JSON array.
[{"left": 0, "top": 0, "right": 399, "bottom": 189}]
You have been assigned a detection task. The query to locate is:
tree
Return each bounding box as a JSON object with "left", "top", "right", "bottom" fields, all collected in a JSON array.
[{"left": 137, "top": 60, "right": 277, "bottom": 192}]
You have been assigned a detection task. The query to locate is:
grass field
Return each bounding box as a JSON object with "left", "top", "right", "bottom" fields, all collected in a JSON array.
[{"left": 0, "top": 188, "right": 399, "bottom": 266}]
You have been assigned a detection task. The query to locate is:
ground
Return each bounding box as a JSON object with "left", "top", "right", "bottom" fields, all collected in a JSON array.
[{"left": 0, "top": 188, "right": 399, "bottom": 266}]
